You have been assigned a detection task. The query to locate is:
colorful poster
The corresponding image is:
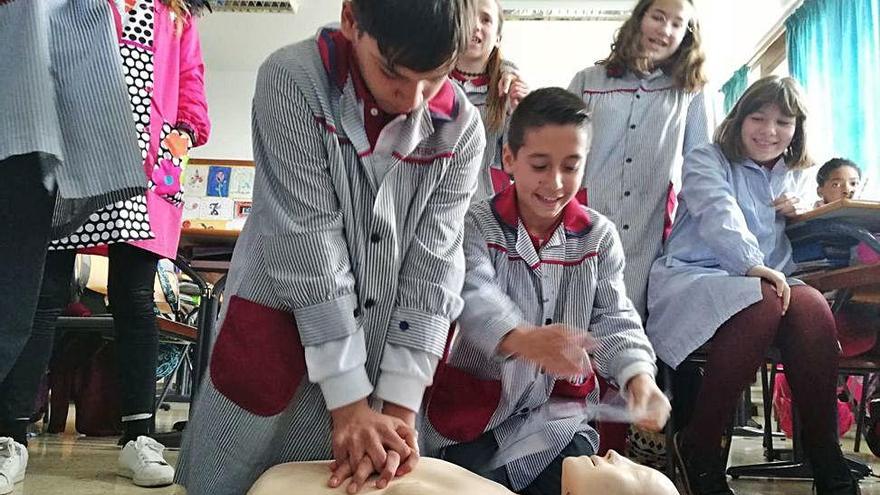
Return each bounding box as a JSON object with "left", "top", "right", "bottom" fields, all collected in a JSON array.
[
  {"left": 206, "top": 166, "right": 232, "bottom": 197},
  {"left": 182, "top": 161, "right": 254, "bottom": 231}
]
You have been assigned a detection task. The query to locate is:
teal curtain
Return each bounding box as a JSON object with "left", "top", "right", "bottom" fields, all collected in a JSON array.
[
  {"left": 721, "top": 65, "right": 750, "bottom": 114},
  {"left": 786, "top": 0, "right": 880, "bottom": 183}
]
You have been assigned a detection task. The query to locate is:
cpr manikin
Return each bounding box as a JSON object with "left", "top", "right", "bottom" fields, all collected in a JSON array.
[
  {"left": 247, "top": 451, "right": 679, "bottom": 495},
  {"left": 562, "top": 450, "right": 678, "bottom": 495}
]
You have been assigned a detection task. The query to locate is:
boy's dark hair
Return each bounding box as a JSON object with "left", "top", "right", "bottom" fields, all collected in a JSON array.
[
  {"left": 350, "top": 0, "right": 474, "bottom": 73},
  {"left": 714, "top": 75, "right": 813, "bottom": 170},
  {"left": 816, "top": 158, "right": 861, "bottom": 186},
  {"left": 507, "top": 88, "right": 591, "bottom": 155}
]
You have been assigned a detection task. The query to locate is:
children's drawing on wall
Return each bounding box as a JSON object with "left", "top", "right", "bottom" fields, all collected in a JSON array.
[
  {"left": 184, "top": 165, "right": 209, "bottom": 195},
  {"left": 207, "top": 166, "right": 232, "bottom": 197},
  {"left": 203, "top": 197, "right": 235, "bottom": 220},
  {"left": 230, "top": 167, "right": 255, "bottom": 200},
  {"left": 183, "top": 197, "right": 203, "bottom": 220}
]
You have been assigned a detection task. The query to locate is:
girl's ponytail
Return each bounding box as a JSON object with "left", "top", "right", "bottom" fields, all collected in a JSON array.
[{"left": 485, "top": 46, "right": 507, "bottom": 133}]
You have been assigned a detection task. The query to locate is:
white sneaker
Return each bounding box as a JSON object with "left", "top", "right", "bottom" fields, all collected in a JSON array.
[
  {"left": 0, "top": 437, "right": 27, "bottom": 495},
  {"left": 117, "top": 436, "right": 174, "bottom": 487}
]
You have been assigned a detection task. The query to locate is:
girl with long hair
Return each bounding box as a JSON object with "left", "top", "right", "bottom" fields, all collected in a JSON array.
[
  {"left": 451, "top": 0, "right": 528, "bottom": 201},
  {"left": 567, "top": 0, "right": 711, "bottom": 321}
]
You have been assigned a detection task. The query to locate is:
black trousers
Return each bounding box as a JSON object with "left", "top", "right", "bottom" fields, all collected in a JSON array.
[
  {"left": 0, "top": 242, "right": 160, "bottom": 429},
  {"left": 440, "top": 430, "right": 595, "bottom": 495},
  {"left": 0, "top": 153, "right": 57, "bottom": 386}
]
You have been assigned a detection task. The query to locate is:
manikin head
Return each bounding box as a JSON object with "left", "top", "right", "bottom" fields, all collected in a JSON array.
[{"left": 562, "top": 450, "right": 679, "bottom": 495}]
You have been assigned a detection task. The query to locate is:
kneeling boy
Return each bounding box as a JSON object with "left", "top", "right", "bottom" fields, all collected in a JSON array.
[{"left": 424, "top": 87, "right": 669, "bottom": 495}]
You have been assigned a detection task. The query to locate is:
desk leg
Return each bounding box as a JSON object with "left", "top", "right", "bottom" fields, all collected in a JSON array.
[{"left": 192, "top": 275, "right": 225, "bottom": 399}]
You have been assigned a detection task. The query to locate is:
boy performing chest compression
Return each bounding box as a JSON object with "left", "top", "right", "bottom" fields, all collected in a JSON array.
[
  {"left": 424, "top": 88, "right": 669, "bottom": 495},
  {"left": 175, "top": 1, "right": 486, "bottom": 494}
]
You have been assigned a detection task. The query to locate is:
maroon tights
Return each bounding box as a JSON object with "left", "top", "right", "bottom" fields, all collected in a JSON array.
[{"left": 682, "top": 282, "right": 840, "bottom": 456}]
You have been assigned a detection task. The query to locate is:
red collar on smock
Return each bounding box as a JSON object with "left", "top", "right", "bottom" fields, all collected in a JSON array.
[
  {"left": 317, "top": 28, "right": 459, "bottom": 148},
  {"left": 450, "top": 69, "right": 490, "bottom": 87},
  {"left": 490, "top": 184, "right": 592, "bottom": 237}
]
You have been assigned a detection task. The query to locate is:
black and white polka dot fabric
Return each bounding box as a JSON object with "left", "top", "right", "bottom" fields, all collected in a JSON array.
[
  {"left": 50, "top": 0, "right": 163, "bottom": 251},
  {"left": 122, "top": 0, "right": 154, "bottom": 46},
  {"left": 52, "top": 198, "right": 154, "bottom": 249}
]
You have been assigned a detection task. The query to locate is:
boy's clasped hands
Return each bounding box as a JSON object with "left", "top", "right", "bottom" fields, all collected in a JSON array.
[
  {"left": 327, "top": 399, "right": 420, "bottom": 494},
  {"left": 499, "top": 323, "right": 670, "bottom": 432}
]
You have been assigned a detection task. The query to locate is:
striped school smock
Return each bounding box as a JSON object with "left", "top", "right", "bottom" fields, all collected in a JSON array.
[
  {"left": 423, "top": 186, "right": 656, "bottom": 491},
  {"left": 449, "top": 60, "right": 517, "bottom": 202},
  {"left": 567, "top": 65, "right": 711, "bottom": 320},
  {"left": 174, "top": 28, "right": 485, "bottom": 495},
  {"left": 0, "top": 0, "right": 144, "bottom": 238}
]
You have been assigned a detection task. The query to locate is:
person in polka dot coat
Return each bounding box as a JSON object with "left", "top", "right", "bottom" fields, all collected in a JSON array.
[{"left": 0, "top": 0, "right": 210, "bottom": 490}]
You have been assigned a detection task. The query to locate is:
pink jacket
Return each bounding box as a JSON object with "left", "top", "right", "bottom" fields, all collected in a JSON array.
[{"left": 110, "top": 1, "right": 210, "bottom": 259}]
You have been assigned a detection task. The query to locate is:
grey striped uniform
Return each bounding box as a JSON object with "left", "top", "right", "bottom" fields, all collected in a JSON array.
[
  {"left": 422, "top": 195, "right": 656, "bottom": 491},
  {"left": 451, "top": 60, "right": 517, "bottom": 202},
  {"left": 567, "top": 65, "right": 711, "bottom": 320},
  {"left": 174, "top": 34, "right": 485, "bottom": 495},
  {"left": 0, "top": 0, "right": 145, "bottom": 237}
]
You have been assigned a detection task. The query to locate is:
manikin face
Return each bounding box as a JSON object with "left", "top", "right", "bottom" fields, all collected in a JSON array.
[
  {"left": 638, "top": 0, "right": 694, "bottom": 66},
  {"left": 817, "top": 165, "right": 860, "bottom": 203},
  {"left": 740, "top": 102, "right": 797, "bottom": 167},
  {"left": 340, "top": 3, "right": 450, "bottom": 115},
  {"left": 562, "top": 450, "right": 679, "bottom": 495},
  {"left": 502, "top": 124, "right": 588, "bottom": 233},
  {"left": 462, "top": 0, "right": 501, "bottom": 64}
]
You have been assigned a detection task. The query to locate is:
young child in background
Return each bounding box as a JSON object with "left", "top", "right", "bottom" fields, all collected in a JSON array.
[
  {"left": 813, "top": 158, "right": 878, "bottom": 265},
  {"left": 175, "top": 1, "right": 486, "bottom": 494},
  {"left": 815, "top": 157, "right": 862, "bottom": 207},
  {"left": 451, "top": 0, "right": 529, "bottom": 201},
  {"left": 815, "top": 158, "right": 862, "bottom": 208},
  {"left": 425, "top": 88, "right": 669, "bottom": 495},
  {"left": 567, "top": 0, "right": 712, "bottom": 321},
  {"left": 647, "top": 76, "right": 859, "bottom": 495}
]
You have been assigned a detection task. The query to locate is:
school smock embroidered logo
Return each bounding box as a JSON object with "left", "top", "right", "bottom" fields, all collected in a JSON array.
[{"left": 151, "top": 159, "right": 182, "bottom": 196}]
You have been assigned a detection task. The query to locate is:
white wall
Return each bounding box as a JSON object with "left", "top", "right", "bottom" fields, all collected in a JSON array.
[
  {"left": 192, "top": 0, "right": 799, "bottom": 160},
  {"left": 500, "top": 19, "right": 622, "bottom": 89},
  {"left": 191, "top": 1, "right": 343, "bottom": 159}
]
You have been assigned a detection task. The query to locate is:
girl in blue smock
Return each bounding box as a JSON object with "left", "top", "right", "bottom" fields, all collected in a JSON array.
[{"left": 647, "top": 76, "right": 858, "bottom": 495}]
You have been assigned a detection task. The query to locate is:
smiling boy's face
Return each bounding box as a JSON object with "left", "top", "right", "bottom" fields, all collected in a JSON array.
[{"left": 502, "top": 124, "right": 589, "bottom": 231}]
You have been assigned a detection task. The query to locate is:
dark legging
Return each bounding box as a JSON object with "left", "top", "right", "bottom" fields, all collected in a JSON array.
[
  {"left": 0, "top": 242, "right": 160, "bottom": 444},
  {"left": 0, "top": 153, "right": 58, "bottom": 444},
  {"left": 0, "top": 154, "right": 57, "bottom": 384},
  {"left": 682, "top": 282, "right": 841, "bottom": 460}
]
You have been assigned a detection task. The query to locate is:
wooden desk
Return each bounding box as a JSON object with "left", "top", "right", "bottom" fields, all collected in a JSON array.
[
  {"left": 180, "top": 227, "right": 240, "bottom": 247},
  {"left": 789, "top": 199, "right": 880, "bottom": 229},
  {"left": 788, "top": 199, "right": 880, "bottom": 303},
  {"left": 179, "top": 228, "right": 240, "bottom": 274},
  {"left": 800, "top": 264, "right": 880, "bottom": 293}
]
